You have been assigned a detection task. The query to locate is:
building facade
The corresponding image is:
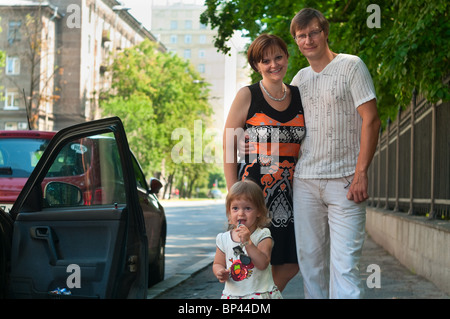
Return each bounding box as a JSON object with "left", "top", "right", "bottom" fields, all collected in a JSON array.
[
  {"left": 151, "top": 2, "right": 249, "bottom": 129},
  {"left": 0, "top": 0, "right": 164, "bottom": 131}
]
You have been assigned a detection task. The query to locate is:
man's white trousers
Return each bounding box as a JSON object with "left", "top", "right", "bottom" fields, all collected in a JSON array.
[{"left": 293, "top": 176, "right": 366, "bottom": 299}]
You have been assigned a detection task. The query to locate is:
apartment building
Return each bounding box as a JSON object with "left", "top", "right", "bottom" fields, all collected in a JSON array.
[
  {"left": 151, "top": 1, "right": 250, "bottom": 129},
  {"left": 0, "top": 0, "right": 164, "bottom": 131}
]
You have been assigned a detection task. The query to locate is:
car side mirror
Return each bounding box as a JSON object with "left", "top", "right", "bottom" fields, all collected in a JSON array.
[
  {"left": 149, "top": 178, "right": 163, "bottom": 194},
  {"left": 44, "top": 181, "right": 83, "bottom": 207}
]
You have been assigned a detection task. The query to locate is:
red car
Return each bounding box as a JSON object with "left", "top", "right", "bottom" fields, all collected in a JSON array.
[
  {"left": 0, "top": 130, "right": 56, "bottom": 213},
  {"left": 0, "top": 117, "right": 166, "bottom": 298}
]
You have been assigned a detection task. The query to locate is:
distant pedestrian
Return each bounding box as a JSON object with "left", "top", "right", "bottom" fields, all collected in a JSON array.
[{"left": 213, "top": 180, "right": 282, "bottom": 299}]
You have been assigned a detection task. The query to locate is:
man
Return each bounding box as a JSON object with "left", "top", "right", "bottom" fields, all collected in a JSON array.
[{"left": 290, "top": 8, "right": 381, "bottom": 298}]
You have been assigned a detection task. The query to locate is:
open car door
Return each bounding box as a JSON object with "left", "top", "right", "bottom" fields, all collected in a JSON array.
[{"left": 8, "top": 117, "right": 148, "bottom": 299}]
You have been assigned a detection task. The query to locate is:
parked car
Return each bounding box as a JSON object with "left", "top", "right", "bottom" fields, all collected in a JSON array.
[
  {"left": 0, "top": 130, "right": 55, "bottom": 213},
  {"left": 208, "top": 188, "right": 223, "bottom": 199},
  {"left": 0, "top": 117, "right": 166, "bottom": 298}
]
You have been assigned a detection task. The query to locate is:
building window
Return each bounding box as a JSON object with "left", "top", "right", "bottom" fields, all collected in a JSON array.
[
  {"left": 89, "top": 4, "right": 93, "bottom": 23},
  {"left": 5, "top": 122, "right": 28, "bottom": 130},
  {"left": 5, "top": 90, "right": 20, "bottom": 109},
  {"left": 170, "top": 35, "right": 178, "bottom": 44},
  {"left": 184, "top": 34, "right": 192, "bottom": 44},
  {"left": 87, "top": 35, "right": 91, "bottom": 54},
  {"left": 198, "top": 50, "right": 205, "bottom": 58},
  {"left": 18, "top": 122, "right": 28, "bottom": 130},
  {"left": 200, "top": 23, "right": 207, "bottom": 30},
  {"left": 8, "top": 20, "right": 22, "bottom": 44},
  {"left": 197, "top": 64, "right": 205, "bottom": 73},
  {"left": 6, "top": 56, "right": 20, "bottom": 75},
  {"left": 184, "top": 49, "right": 191, "bottom": 60},
  {"left": 17, "top": 122, "right": 28, "bottom": 130},
  {"left": 4, "top": 122, "right": 18, "bottom": 130},
  {"left": 199, "top": 35, "right": 206, "bottom": 44},
  {"left": 170, "top": 20, "right": 178, "bottom": 30},
  {"left": 185, "top": 20, "right": 192, "bottom": 29}
]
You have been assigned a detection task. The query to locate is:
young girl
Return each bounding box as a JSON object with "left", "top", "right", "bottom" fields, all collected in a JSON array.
[{"left": 213, "top": 180, "right": 282, "bottom": 299}]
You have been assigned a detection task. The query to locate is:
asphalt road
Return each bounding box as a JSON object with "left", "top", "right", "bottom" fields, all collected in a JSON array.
[{"left": 161, "top": 199, "right": 227, "bottom": 280}]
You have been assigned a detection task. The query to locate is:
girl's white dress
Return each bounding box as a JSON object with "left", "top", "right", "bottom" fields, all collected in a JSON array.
[{"left": 216, "top": 227, "right": 282, "bottom": 299}]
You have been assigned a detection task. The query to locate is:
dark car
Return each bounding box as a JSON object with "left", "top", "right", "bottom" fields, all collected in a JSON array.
[{"left": 0, "top": 117, "right": 166, "bottom": 298}]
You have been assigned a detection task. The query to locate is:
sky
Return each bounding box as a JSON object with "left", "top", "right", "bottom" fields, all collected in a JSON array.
[{"left": 121, "top": 0, "right": 206, "bottom": 30}]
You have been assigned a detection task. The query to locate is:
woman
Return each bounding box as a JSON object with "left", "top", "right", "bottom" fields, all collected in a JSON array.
[{"left": 223, "top": 34, "right": 306, "bottom": 291}]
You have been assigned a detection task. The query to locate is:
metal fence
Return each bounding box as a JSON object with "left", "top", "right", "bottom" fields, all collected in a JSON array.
[{"left": 367, "top": 80, "right": 450, "bottom": 219}]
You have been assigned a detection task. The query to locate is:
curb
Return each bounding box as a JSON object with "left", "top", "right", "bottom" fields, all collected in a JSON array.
[
  {"left": 147, "top": 255, "right": 215, "bottom": 299},
  {"left": 159, "top": 199, "right": 225, "bottom": 207}
]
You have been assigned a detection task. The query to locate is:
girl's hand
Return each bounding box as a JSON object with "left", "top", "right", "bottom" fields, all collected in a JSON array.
[
  {"left": 235, "top": 224, "right": 251, "bottom": 245},
  {"left": 215, "top": 268, "right": 230, "bottom": 283}
]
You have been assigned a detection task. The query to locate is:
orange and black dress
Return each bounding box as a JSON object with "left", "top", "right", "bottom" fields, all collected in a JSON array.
[{"left": 238, "top": 83, "right": 305, "bottom": 265}]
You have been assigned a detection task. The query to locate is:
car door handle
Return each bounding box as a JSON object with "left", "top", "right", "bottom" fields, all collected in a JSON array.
[{"left": 30, "top": 226, "right": 59, "bottom": 265}]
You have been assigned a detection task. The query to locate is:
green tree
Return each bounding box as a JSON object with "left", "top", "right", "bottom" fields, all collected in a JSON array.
[
  {"left": 201, "top": 0, "right": 449, "bottom": 124},
  {"left": 101, "top": 39, "right": 215, "bottom": 197}
]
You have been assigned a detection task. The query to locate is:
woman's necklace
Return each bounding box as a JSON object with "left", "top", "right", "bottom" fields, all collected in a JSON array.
[{"left": 259, "top": 81, "right": 287, "bottom": 102}]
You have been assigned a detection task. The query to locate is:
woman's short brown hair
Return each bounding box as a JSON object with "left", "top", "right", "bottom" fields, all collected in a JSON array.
[
  {"left": 225, "top": 180, "right": 271, "bottom": 229},
  {"left": 247, "top": 34, "right": 289, "bottom": 73},
  {"left": 290, "top": 8, "right": 329, "bottom": 39}
]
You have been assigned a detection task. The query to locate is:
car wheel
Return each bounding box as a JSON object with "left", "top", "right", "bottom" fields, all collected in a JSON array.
[{"left": 148, "top": 236, "right": 165, "bottom": 287}]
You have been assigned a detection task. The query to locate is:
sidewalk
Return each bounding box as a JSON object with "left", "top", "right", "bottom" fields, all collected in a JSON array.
[{"left": 148, "top": 233, "right": 449, "bottom": 299}]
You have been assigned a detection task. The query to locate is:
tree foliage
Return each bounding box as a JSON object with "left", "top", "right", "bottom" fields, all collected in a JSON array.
[
  {"left": 200, "top": 0, "right": 449, "bottom": 124},
  {"left": 101, "top": 39, "right": 215, "bottom": 197}
]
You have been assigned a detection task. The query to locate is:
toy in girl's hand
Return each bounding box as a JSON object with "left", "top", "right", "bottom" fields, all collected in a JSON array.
[
  {"left": 232, "top": 245, "right": 252, "bottom": 265},
  {"left": 234, "top": 219, "right": 252, "bottom": 265},
  {"left": 230, "top": 243, "right": 254, "bottom": 282},
  {"left": 230, "top": 242, "right": 254, "bottom": 281}
]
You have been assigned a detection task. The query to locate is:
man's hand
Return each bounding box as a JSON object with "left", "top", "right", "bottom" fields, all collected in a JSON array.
[
  {"left": 237, "top": 131, "right": 255, "bottom": 156},
  {"left": 346, "top": 172, "right": 369, "bottom": 203}
]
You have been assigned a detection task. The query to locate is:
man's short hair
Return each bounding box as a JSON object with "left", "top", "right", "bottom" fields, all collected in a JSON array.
[{"left": 290, "top": 8, "right": 330, "bottom": 38}]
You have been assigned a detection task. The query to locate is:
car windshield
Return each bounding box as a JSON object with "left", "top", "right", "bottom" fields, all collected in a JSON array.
[{"left": 0, "top": 138, "right": 50, "bottom": 177}]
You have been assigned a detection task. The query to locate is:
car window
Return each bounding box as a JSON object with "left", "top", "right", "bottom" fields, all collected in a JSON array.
[
  {"left": 46, "top": 141, "right": 92, "bottom": 177},
  {"left": 42, "top": 132, "right": 126, "bottom": 208},
  {"left": 132, "top": 155, "right": 147, "bottom": 190},
  {"left": 0, "top": 138, "right": 49, "bottom": 178}
]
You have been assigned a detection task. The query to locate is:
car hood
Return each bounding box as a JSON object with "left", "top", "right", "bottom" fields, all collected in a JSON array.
[{"left": 0, "top": 177, "right": 28, "bottom": 202}]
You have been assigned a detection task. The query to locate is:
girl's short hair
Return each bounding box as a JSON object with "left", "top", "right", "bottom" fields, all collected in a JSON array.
[
  {"left": 247, "top": 34, "right": 289, "bottom": 73},
  {"left": 225, "top": 180, "right": 271, "bottom": 229},
  {"left": 290, "top": 8, "right": 330, "bottom": 39}
]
